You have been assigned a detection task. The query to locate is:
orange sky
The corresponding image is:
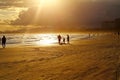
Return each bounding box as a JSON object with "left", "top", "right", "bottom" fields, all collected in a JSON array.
[{"left": 0, "top": 0, "right": 120, "bottom": 33}]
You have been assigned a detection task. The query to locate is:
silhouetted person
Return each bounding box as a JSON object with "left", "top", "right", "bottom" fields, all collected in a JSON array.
[
  {"left": 63, "top": 37, "right": 65, "bottom": 44},
  {"left": 57, "top": 35, "right": 61, "bottom": 44},
  {"left": 89, "top": 33, "right": 91, "bottom": 38},
  {"left": 118, "top": 32, "right": 120, "bottom": 36},
  {"left": 67, "top": 35, "right": 70, "bottom": 44},
  {"left": 118, "top": 32, "right": 120, "bottom": 39},
  {"left": 2, "top": 35, "right": 6, "bottom": 48}
]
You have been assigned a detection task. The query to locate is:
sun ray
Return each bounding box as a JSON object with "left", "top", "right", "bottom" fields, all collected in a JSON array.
[{"left": 32, "top": 0, "right": 61, "bottom": 25}]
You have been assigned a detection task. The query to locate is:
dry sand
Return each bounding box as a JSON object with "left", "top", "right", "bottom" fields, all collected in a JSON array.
[{"left": 0, "top": 35, "right": 120, "bottom": 80}]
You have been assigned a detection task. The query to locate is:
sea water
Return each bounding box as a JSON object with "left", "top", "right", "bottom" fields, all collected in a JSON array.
[{"left": 0, "top": 33, "right": 89, "bottom": 47}]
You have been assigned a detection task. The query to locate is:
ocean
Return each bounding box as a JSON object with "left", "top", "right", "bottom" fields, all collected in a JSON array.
[{"left": 0, "top": 33, "right": 90, "bottom": 47}]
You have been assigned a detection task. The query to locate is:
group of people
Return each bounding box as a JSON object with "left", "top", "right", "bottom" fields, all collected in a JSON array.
[
  {"left": 0, "top": 34, "right": 69, "bottom": 48},
  {"left": 57, "top": 34, "right": 70, "bottom": 45},
  {"left": 1, "top": 35, "right": 6, "bottom": 48}
]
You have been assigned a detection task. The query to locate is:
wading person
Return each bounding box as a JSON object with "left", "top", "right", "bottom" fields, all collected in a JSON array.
[
  {"left": 2, "top": 35, "right": 6, "bottom": 48},
  {"left": 57, "top": 35, "right": 61, "bottom": 44},
  {"left": 67, "top": 35, "right": 70, "bottom": 44},
  {"left": 63, "top": 37, "right": 65, "bottom": 44}
]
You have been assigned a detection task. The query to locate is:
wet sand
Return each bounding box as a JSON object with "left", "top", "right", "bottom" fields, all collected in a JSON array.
[{"left": 0, "top": 35, "right": 120, "bottom": 80}]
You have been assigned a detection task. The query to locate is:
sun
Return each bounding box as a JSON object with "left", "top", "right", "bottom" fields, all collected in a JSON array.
[
  {"left": 36, "top": 39, "right": 56, "bottom": 46},
  {"left": 37, "top": 0, "right": 59, "bottom": 7},
  {"left": 35, "top": 34, "right": 57, "bottom": 46},
  {"left": 40, "top": 39, "right": 53, "bottom": 44},
  {"left": 40, "top": 0, "right": 56, "bottom": 4},
  {"left": 32, "top": 0, "right": 61, "bottom": 24}
]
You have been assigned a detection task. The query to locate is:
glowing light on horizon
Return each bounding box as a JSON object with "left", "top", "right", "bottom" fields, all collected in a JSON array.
[
  {"left": 38, "top": 39, "right": 54, "bottom": 45},
  {"left": 36, "top": 34, "right": 57, "bottom": 46}
]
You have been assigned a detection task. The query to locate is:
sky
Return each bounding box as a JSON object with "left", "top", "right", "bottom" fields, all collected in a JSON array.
[{"left": 0, "top": 0, "right": 120, "bottom": 33}]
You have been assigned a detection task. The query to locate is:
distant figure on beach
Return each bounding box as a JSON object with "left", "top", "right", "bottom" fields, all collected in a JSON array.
[
  {"left": 2, "top": 35, "right": 6, "bottom": 48},
  {"left": 63, "top": 37, "right": 65, "bottom": 44},
  {"left": 57, "top": 35, "right": 62, "bottom": 44},
  {"left": 118, "top": 32, "right": 120, "bottom": 36},
  {"left": 67, "top": 35, "right": 70, "bottom": 44},
  {"left": 118, "top": 32, "right": 120, "bottom": 39},
  {"left": 89, "top": 34, "right": 91, "bottom": 38}
]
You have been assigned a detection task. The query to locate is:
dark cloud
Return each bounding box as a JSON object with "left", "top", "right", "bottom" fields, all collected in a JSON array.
[
  {"left": 0, "top": 0, "right": 119, "bottom": 31},
  {"left": 11, "top": 2, "right": 120, "bottom": 27},
  {"left": 0, "top": 28, "right": 26, "bottom": 33},
  {"left": 102, "top": 18, "right": 120, "bottom": 31}
]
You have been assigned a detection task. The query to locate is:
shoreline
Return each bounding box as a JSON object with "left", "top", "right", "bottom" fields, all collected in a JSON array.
[{"left": 0, "top": 35, "right": 120, "bottom": 80}]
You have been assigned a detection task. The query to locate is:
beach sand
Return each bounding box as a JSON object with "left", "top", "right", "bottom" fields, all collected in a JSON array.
[{"left": 0, "top": 35, "right": 120, "bottom": 80}]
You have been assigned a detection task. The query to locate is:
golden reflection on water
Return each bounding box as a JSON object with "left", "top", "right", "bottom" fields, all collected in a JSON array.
[{"left": 35, "top": 34, "right": 57, "bottom": 46}]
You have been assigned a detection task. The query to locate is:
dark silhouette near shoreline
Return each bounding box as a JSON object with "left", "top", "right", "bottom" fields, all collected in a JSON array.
[
  {"left": 118, "top": 32, "right": 120, "bottom": 35},
  {"left": 57, "top": 35, "right": 62, "bottom": 44},
  {"left": 2, "top": 35, "right": 6, "bottom": 48},
  {"left": 63, "top": 37, "right": 65, "bottom": 44},
  {"left": 67, "top": 35, "right": 70, "bottom": 44},
  {"left": 57, "top": 34, "right": 70, "bottom": 45}
]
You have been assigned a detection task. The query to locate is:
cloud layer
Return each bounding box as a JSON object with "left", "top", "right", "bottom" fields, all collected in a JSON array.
[
  {"left": 0, "top": 0, "right": 120, "bottom": 8},
  {"left": 0, "top": 0, "right": 120, "bottom": 31},
  {"left": 11, "top": 2, "right": 120, "bottom": 27}
]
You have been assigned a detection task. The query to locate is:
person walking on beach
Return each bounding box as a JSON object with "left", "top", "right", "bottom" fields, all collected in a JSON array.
[
  {"left": 63, "top": 37, "right": 65, "bottom": 44},
  {"left": 118, "top": 32, "right": 120, "bottom": 36},
  {"left": 2, "top": 35, "right": 6, "bottom": 48},
  {"left": 57, "top": 35, "right": 61, "bottom": 44},
  {"left": 67, "top": 35, "right": 70, "bottom": 44},
  {"left": 118, "top": 32, "right": 120, "bottom": 39}
]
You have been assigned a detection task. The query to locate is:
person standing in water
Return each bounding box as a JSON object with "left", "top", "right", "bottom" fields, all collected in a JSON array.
[
  {"left": 57, "top": 35, "right": 62, "bottom": 44},
  {"left": 63, "top": 37, "right": 65, "bottom": 44},
  {"left": 67, "top": 35, "right": 70, "bottom": 44},
  {"left": 2, "top": 35, "right": 6, "bottom": 48}
]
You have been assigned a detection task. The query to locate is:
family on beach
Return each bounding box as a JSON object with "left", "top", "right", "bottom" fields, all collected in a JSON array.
[
  {"left": 57, "top": 34, "right": 70, "bottom": 45},
  {"left": 0, "top": 34, "right": 68, "bottom": 48}
]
